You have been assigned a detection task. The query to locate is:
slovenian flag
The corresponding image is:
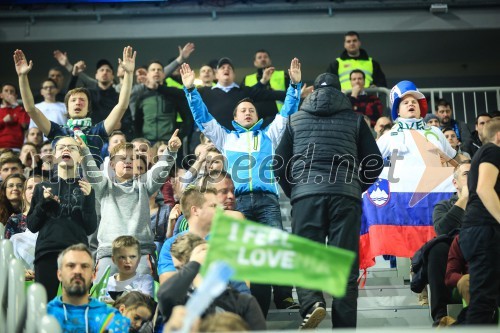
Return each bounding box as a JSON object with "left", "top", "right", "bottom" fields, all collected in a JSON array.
[{"left": 359, "top": 165, "right": 455, "bottom": 270}]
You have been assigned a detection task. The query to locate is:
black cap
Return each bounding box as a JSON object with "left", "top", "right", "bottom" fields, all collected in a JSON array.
[
  {"left": 313, "top": 73, "right": 341, "bottom": 90},
  {"left": 96, "top": 59, "right": 114, "bottom": 73},
  {"left": 217, "top": 57, "right": 234, "bottom": 70}
]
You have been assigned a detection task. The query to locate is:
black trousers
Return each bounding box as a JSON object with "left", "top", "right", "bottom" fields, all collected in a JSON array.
[
  {"left": 459, "top": 225, "right": 500, "bottom": 325},
  {"left": 35, "top": 252, "right": 60, "bottom": 301},
  {"left": 427, "top": 241, "right": 454, "bottom": 321},
  {"left": 292, "top": 195, "right": 360, "bottom": 328}
]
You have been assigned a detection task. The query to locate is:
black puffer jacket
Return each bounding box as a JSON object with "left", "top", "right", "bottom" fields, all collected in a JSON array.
[{"left": 276, "top": 79, "right": 383, "bottom": 203}]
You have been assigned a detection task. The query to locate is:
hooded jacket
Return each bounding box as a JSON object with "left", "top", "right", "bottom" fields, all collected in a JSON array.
[
  {"left": 276, "top": 75, "right": 382, "bottom": 203},
  {"left": 47, "top": 296, "right": 130, "bottom": 333},
  {"left": 27, "top": 177, "right": 97, "bottom": 262}
]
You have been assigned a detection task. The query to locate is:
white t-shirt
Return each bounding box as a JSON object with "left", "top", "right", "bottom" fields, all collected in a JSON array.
[
  {"left": 32, "top": 101, "right": 67, "bottom": 128},
  {"left": 106, "top": 273, "right": 154, "bottom": 297},
  {"left": 377, "top": 125, "right": 457, "bottom": 166}
]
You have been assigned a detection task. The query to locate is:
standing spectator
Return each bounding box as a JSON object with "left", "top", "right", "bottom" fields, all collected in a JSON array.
[
  {"left": 27, "top": 136, "right": 97, "bottom": 299},
  {"left": 243, "top": 49, "right": 289, "bottom": 127},
  {"left": 458, "top": 118, "right": 500, "bottom": 325},
  {"left": 14, "top": 46, "right": 136, "bottom": 165},
  {"left": 25, "top": 127, "right": 44, "bottom": 148},
  {"left": 435, "top": 99, "right": 473, "bottom": 155},
  {"left": 0, "top": 157, "right": 24, "bottom": 182},
  {"left": 47, "top": 244, "right": 130, "bottom": 332},
  {"left": 276, "top": 72, "right": 383, "bottom": 329},
  {"left": 197, "top": 64, "right": 215, "bottom": 88},
  {"left": 470, "top": 113, "right": 492, "bottom": 156},
  {"left": 34, "top": 66, "right": 67, "bottom": 103},
  {"left": 180, "top": 59, "right": 303, "bottom": 315},
  {"left": 0, "top": 83, "right": 30, "bottom": 150},
  {"left": 31, "top": 78, "right": 67, "bottom": 133},
  {"left": 348, "top": 69, "right": 384, "bottom": 127},
  {"left": 326, "top": 31, "right": 387, "bottom": 91}
]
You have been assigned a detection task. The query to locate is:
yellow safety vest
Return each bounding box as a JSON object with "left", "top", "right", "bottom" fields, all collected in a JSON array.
[
  {"left": 337, "top": 57, "right": 374, "bottom": 91},
  {"left": 165, "top": 77, "right": 184, "bottom": 122},
  {"left": 244, "top": 70, "right": 285, "bottom": 111}
]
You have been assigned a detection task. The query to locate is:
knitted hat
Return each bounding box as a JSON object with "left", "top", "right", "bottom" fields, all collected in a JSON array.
[
  {"left": 390, "top": 80, "right": 428, "bottom": 120},
  {"left": 423, "top": 113, "right": 439, "bottom": 124},
  {"left": 313, "top": 73, "right": 341, "bottom": 90}
]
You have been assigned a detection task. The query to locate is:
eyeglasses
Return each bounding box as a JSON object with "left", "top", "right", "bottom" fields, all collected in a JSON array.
[{"left": 55, "top": 144, "right": 79, "bottom": 152}]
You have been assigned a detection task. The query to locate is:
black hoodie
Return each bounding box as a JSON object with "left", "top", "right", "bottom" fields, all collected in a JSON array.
[{"left": 27, "top": 176, "right": 97, "bottom": 262}]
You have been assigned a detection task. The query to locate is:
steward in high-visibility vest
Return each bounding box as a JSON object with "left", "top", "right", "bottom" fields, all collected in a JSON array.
[{"left": 337, "top": 58, "right": 373, "bottom": 91}]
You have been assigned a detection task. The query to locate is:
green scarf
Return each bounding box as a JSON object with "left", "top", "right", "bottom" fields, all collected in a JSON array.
[{"left": 66, "top": 118, "right": 92, "bottom": 144}]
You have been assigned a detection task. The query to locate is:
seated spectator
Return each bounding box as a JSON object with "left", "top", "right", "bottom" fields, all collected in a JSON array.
[
  {"left": 79, "top": 132, "right": 180, "bottom": 281},
  {"left": 25, "top": 127, "right": 44, "bottom": 148},
  {"left": 442, "top": 127, "right": 471, "bottom": 161},
  {"left": 200, "top": 312, "right": 249, "bottom": 332},
  {"left": 0, "top": 173, "right": 25, "bottom": 227},
  {"left": 424, "top": 113, "right": 440, "bottom": 128},
  {"left": 0, "top": 83, "right": 30, "bottom": 150},
  {"left": 4, "top": 174, "right": 42, "bottom": 239},
  {"left": 27, "top": 136, "right": 97, "bottom": 299},
  {"left": 39, "top": 140, "right": 54, "bottom": 178},
  {"left": 107, "top": 236, "right": 154, "bottom": 300},
  {"left": 132, "top": 137, "right": 154, "bottom": 169},
  {"left": 114, "top": 291, "right": 155, "bottom": 333},
  {"left": 348, "top": 69, "right": 383, "bottom": 127},
  {"left": 445, "top": 236, "right": 469, "bottom": 305},
  {"left": 0, "top": 156, "right": 24, "bottom": 182},
  {"left": 435, "top": 99, "right": 472, "bottom": 155},
  {"left": 47, "top": 244, "right": 130, "bottom": 332},
  {"left": 376, "top": 123, "right": 392, "bottom": 141},
  {"left": 0, "top": 148, "right": 17, "bottom": 161},
  {"left": 158, "top": 233, "right": 266, "bottom": 330},
  {"left": 373, "top": 116, "right": 392, "bottom": 138},
  {"left": 470, "top": 112, "right": 492, "bottom": 156},
  {"left": 31, "top": 78, "right": 67, "bottom": 134}
]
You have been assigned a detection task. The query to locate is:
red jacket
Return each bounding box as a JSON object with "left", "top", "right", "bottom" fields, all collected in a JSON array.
[
  {"left": 445, "top": 236, "right": 469, "bottom": 288},
  {"left": 0, "top": 105, "right": 30, "bottom": 149}
]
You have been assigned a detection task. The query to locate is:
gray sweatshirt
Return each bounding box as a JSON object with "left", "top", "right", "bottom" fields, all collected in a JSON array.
[{"left": 81, "top": 146, "right": 176, "bottom": 259}]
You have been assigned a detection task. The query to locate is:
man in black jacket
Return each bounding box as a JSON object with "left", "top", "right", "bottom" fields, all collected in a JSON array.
[
  {"left": 470, "top": 113, "right": 492, "bottom": 157},
  {"left": 275, "top": 73, "right": 383, "bottom": 329}
]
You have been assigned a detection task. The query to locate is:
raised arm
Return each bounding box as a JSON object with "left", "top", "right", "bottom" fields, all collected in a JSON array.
[
  {"left": 164, "top": 42, "right": 195, "bottom": 78},
  {"left": 180, "top": 63, "right": 228, "bottom": 150},
  {"left": 14, "top": 50, "right": 51, "bottom": 135},
  {"left": 103, "top": 46, "right": 136, "bottom": 134},
  {"left": 76, "top": 136, "right": 108, "bottom": 197},
  {"left": 145, "top": 129, "right": 179, "bottom": 195}
]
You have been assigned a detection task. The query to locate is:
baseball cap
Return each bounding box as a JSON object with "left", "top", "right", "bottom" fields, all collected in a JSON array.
[
  {"left": 96, "top": 59, "right": 114, "bottom": 73},
  {"left": 390, "top": 80, "right": 428, "bottom": 120},
  {"left": 217, "top": 57, "right": 234, "bottom": 70}
]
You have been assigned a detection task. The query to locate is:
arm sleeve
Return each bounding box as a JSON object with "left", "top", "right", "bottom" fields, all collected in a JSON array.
[
  {"left": 164, "top": 59, "right": 182, "bottom": 78},
  {"left": 265, "top": 83, "right": 302, "bottom": 146},
  {"left": 184, "top": 87, "right": 228, "bottom": 150},
  {"left": 158, "top": 235, "right": 176, "bottom": 274},
  {"left": 143, "top": 151, "right": 177, "bottom": 197},
  {"left": 358, "top": 118, "right": 384, "bottom": 192},
  {"left": 80, "top": 146, "right": 108, "bottom": 199},
  {"left": 157, "top": 261, "right": 200, "bottom": 321},
  {"left": 372, "top": 60, "right": 387, "bottom": 88},
  {"left": 376, "top": 132, "right": 392, "bottom": 159},
  {"left": 248, "top": 82, "right": 286, "bottom": 102},
  {"left": 81, "top": 189, "right": 98, "bottom": 235},
  {"left": 274, "top": 123, "right": 294, "bottom": 199},
  {"left": 26, "top": 184, "right": 47, "bottom": 233},
  {"left": 445, "top": 237, "right": 467, "bottom": 288},
  {"left": 239, "top": 294, "right": 267, "bottom": 330},
  {"left": 433, "top": 200, "right": 464, "bottom": 235},
  {"left": 459, "top": 122, "right": 473, "bottom": 155}
]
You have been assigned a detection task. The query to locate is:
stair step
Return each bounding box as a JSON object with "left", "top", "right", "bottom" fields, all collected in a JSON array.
[{"left": 359, "top": 286, "right": 415, "bottom": 297}]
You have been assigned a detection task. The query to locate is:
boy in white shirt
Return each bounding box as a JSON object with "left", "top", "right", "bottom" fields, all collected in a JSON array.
[
  {"left": 106, "top": 235, "right": 154, "bottom": 300},
  {"left": 32, "top": 78, "right": 67, "bottom": 132}
]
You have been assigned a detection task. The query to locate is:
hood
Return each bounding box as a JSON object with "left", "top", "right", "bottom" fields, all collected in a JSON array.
[
  {"left": 300, "top": 86, "right": 352, "bottom": 117},
  {"left": 51, "top": 296, "right": 108, "bottom": 309},
  {"left": 232, "top": 118, "right": 264, "bottom": 133},
  {"left": 339, "top": 48, "right": 370, "bottom": 60}
]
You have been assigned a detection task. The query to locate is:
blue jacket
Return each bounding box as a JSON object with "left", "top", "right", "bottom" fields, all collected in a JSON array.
[
  {"left": 184, "top": 83, "right": 301, "bottom": 196},
  {"left": 47, "top": 296, "right": 130, "bottom": 333}
]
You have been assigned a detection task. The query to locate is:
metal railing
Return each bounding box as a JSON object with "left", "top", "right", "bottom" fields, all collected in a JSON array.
[{"left": 349, "top": 86, "right": 500, "bottom": 128}]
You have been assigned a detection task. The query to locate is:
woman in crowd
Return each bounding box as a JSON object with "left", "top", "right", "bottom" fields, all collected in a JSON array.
[{"left": 0, "top": 173, "right": 26, "bottom": 227}]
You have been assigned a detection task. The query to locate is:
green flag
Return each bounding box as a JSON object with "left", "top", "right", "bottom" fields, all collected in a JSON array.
[{"left": 202, "top": 209, "right": 356, "bottom": 297}]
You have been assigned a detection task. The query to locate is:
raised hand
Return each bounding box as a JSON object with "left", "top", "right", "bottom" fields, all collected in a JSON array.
[
  {"left": 118, "top": 46, "right": 136, "bottom": 74},
  {"left": 13, "top": 49, "right": 33, "bottom": 76},
  {"left": 168, "top": 129, "right": 182, "bottom": 152},
  {"left": 72, "top": 60, "right": 87, "bottom": 76},
  {"left": 288, "top": 57, "right": 301, "bottom": 84},
  {"left": 78, "top": 179, "right": 92, "bottom": 196},
  {"left": 179, "top": 42, "right": 195, "bottom": 61},
  {"left": 53, "top": 50, "right": 69, "bottom": 67},
  {"left": 179, "top": 63, "right": 195, "bottom": 89},
  {"left": 300, "top": 84, "right": 313, "bottom": 98},
  {"left": 74, "top": 135, "right": 87, "bottom": 148}
]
